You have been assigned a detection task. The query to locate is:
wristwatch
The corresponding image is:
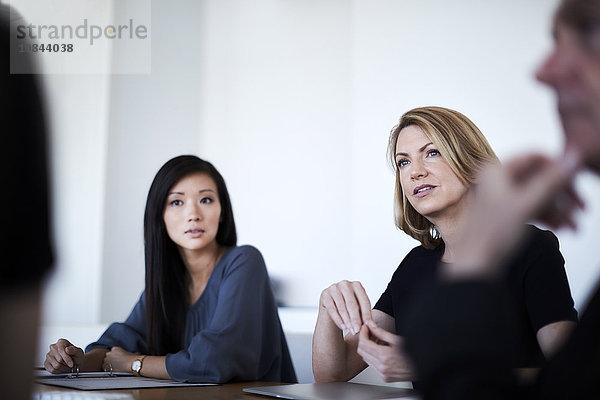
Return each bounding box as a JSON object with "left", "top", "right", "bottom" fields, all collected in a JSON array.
[{"left": 131, "top": 355, "right": 146, "bottom": 376}]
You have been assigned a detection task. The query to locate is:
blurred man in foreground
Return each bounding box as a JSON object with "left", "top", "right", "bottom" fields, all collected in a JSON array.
[{"left": 404, "top": 0, "right": 600, "bottom": 398}]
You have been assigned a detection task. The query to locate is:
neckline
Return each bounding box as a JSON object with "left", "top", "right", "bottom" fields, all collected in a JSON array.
[{"left": 188, "top": 246, "right": 234, "bottom": 309}]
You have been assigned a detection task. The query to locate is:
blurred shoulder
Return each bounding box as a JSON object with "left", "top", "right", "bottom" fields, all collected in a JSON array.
[{"left": 524, "top": 224, "right": 560, "bottom": 249}]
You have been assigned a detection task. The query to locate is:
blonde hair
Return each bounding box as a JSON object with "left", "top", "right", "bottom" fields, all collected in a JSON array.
[{"left": 388, "top": 106, "right": 499, "bottom": 249}]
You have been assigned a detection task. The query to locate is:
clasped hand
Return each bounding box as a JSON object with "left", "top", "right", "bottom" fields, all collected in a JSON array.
[
  {"left": 103, "top": 346, "right": 137, "bottom": 373},
  {"left": 44, "top": 338, "right": 84, "bottom": 373},
  {"left": 319, "top": 280, "right": 414, "bottom": 381},
  {"left": 448, "top": 151, "right": 583, "bottom": 279},
  {"left": 45, "top": 338, "right": 137, "bottom": 374},
  {"left": 357, "top": 321, "right": 414, "bottom": 382}
]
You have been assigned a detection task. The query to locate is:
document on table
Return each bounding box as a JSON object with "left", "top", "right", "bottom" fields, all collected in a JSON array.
[{"left": 35, "top": 371, "right": 218, "bottom": 390}]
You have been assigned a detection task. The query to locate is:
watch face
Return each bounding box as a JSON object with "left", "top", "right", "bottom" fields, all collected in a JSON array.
[{"left": 132, "top": 360, "right": 141, "bottom": 371}]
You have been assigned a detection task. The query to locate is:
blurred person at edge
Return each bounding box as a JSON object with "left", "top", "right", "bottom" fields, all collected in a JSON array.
[
  {"left": 402, "top": 0, "right": 600, "bottom": 399},
  {"left": 0, "top": 4, "right": 54, "bottom": 400}
]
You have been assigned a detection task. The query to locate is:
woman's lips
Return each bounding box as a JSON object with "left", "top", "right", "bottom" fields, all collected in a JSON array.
[
  {"left": 185, "top": 229, "right": 205, "bottom": 238},
  {"left": 413, "top": 185, "right": 435, "bottom": 198}
]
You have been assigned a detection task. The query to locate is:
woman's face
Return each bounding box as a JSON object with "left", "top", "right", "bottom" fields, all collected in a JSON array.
[
  {"left": 395, "top": 125, "right": 470, "bottom": 220},
  {"left": 163, "top": 172, "right": 222, "bottom": 253}
]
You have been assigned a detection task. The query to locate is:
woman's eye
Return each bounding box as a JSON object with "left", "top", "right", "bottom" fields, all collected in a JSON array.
[
  {"left": 170, "top": 199, "right": 183, "bottom": 206},
  {"left": 427, "top": 149, "right": 440, "bottom": 157},
  {"left": 397, "top": 159, "right": 410, "bottom": 168},
  {"left": 200, "top": 197, "right": 213, "bottom": 204}
]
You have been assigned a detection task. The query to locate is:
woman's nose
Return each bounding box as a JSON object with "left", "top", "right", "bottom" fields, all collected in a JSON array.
[
  {"left": 186, "top": 204, "right": 202, "bottom": 221},
  {"left": 410, "top": 160, "right": 427, "bottom": 179}
]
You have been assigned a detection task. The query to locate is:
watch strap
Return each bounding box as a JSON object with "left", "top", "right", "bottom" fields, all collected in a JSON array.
[{"left": 132, "top": 355, "right": 147, "bottom": 376}]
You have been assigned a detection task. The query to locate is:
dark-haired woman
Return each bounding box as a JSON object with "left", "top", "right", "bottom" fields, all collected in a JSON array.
[{"left": 44, "top": 155, "right": 296, "bottom": 383}]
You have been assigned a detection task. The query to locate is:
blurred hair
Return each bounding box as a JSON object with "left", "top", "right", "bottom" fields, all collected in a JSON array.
[{"left": 556, "top": 0, "right": 600, "bottom": 38}]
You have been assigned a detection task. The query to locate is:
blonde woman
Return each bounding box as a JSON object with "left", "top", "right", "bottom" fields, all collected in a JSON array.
[{"left": 312, "top": 106, "right": 577, "bottom": 383}]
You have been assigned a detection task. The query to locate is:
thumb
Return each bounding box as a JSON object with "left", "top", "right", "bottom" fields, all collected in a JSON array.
[
  {"left": 367, "top": 321, "right": 400, "bottom": 345},
  {"left": 65, "top": 346, "right": 84, "bottom": 360}
]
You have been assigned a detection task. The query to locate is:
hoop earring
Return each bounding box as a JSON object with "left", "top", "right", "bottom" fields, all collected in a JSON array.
[{"left": 430, "top": 225, "right": 441, "bottom": 240}]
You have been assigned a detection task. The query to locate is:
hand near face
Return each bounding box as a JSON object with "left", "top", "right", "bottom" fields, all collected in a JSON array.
[
  {"left": 319, "top": 280, "right": 372, "bottom": 335},
  {"left": 448, "top": 151, "right": 583, "bottom": 279},
  {"left": 356, "top": 321, "right": 413, "bottom": 382},
  {"left": 103, "top": 346, "right": 136, "bottom": 373},
  {"left": 44, "top": 338, "right": 85, "bottom": 373}
]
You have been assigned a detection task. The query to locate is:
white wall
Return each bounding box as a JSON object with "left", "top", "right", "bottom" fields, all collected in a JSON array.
[
  {"left": 27, "top": 0, "right": 600, "bottom": 334},
  {"left": 99, "top": 0, "right": 206, "bottom": 322},
  {"left": 7, "top": 0, "right": 114, "bottom": 325}
]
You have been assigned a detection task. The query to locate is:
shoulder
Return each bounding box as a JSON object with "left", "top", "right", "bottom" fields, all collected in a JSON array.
[
  {"left": 399, "top": 244, "right": 443, "bottom": 269},
  {"left": 388, "top": 244, "right": 442, "bottom": 282},
  {"left": 225, "top": 244, "right": 265, "bottom": 263},
  {"left": 220, "top": 245, "right": 267, "bottom": 275},
  {"left": 519, "top": 224, "right": 561, "bottom": 260},
  {"left": 507, "top": 225, "right": 563, "bottom": 271},
  {"left": 523, "top": 224, "right": 559, "bottom": 249}
]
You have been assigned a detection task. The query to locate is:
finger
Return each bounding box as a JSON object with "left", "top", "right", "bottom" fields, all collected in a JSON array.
[
  {"left": 321, "top": 292, "right": 347, "bottom": 331},
  {"left": 338, "top": 282, "right": 364, "bottom": 334},
  {"left": 357, "top": 324, "right": 379, "bottom": 355},
  {"left": 566, "top": 184, "right": 585, "bottom": 210},
  {"left": 533, "top": 187, "right": 579, "bottom": 229},
  {"left": 498, "top": 154, "right": 556, "bottom": 187},
  {"left": 57, "top": 345, "right": 74, "bottom": 368},
  {"left": 366, "top": 321, "right": 400, "bottom": 345},
  {"left": 53, "top": 338, "right": 75, "bottom": 368},
  {"left": 351, "top": 281, "right": 372, "bottom": 324},
  {"left": 66, "top": 346, "right": 84, "bottom": 365},
  {"left": 65, "top": 345, "right": 83, "bottom": 356},
  {"left": 539, "top": 203, "right": 578, "bottom": 230},
  {"left": 357, "top": 348, "right": 379, "bottom": 369},
  {"left": 56, "top": 338, "right": 73, "bottom": 351},
  {"left": 45, "top": 356, "right": 69, "bottom": 373},
  {"left": 538, "top": 181, "right": 583, "bottom": 228},
  {"left": 357, "top": 326, "right": 383, "bottom": 370},
  {"left": 51, "top": 349, "right": 71, "bottom": 369},
  {"left": 328, "top": 285, "right": 353, "bottom": 332},
  {"left": 507, "top": 158, "right": 571, "bottom": 221},
  {"left": 44, "top": 358, "right": 63, "bottom": 373}
]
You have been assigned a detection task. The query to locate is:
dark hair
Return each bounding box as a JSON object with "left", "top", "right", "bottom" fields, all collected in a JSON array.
[{"left": 144, "top": 155, "right": 237, "bottom": 355}]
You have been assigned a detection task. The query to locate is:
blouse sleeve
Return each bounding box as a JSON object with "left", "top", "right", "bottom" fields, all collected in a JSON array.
[
  {"left": 165, "top": 246, "right": 282, "bottom": 383},
  {"left": 522, "top": 228, "right": 578, "bottom": 332},
  {"left": 85, "top": 293, "right": 148, "bottom": 354}
]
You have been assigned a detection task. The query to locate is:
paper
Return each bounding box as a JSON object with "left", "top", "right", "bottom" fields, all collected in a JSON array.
[
  {"left": 36, "top": 374, "right": 218, "bottom": 390},
  {"left": 33, "top": 390, "right": 134, "bottom": 400},
  {"left": 35, "top": 371, "right": 133, "bottom": 378}
]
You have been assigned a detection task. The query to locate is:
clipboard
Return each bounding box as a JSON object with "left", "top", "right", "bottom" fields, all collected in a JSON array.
[{"left": 35, "top": 371, "right": 218, "bottom": 390}]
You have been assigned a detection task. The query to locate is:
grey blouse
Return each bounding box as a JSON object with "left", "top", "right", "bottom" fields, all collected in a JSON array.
[{"left": 86, "top": 245, "right": 296, "bottom": 383}]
